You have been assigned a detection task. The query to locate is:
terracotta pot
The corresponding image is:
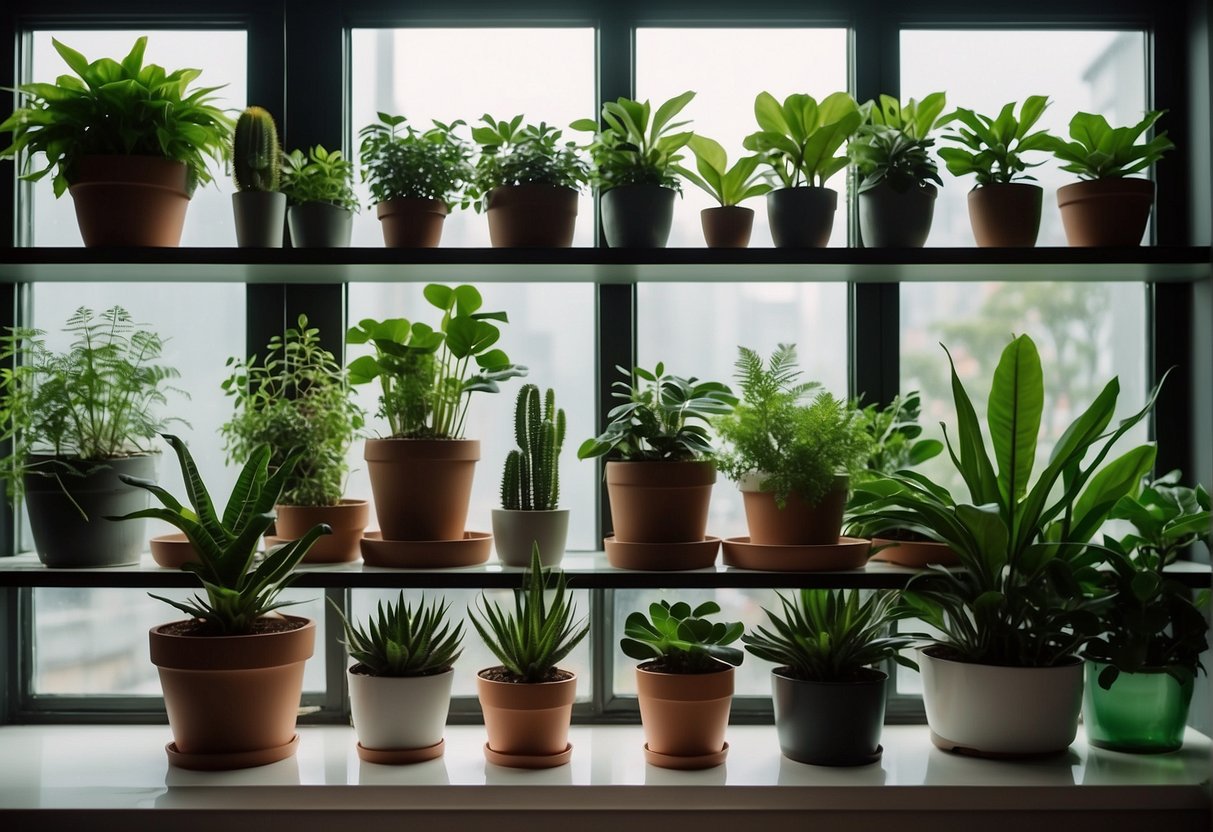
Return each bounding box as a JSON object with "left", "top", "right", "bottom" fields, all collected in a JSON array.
[
  {"left": 287, "top": 202, "right": 353, "bottom": 247},
  {"left": 739, "top": 473, "right": 848, "bottom": 546},
  {"left": 364, "top": 439, "right": 479, "bottom": 541},
  {"left": 491, "top": 508, "right": 569, "bottom": 567},
  {"left": 274, "top": 499, "right": 369, "bottom": 563},
  {"left": 150, "top": 533, "right": 199, "bottom": 569},
  {"left": 377, "top": 197, "right": 449, "bottom": 247},
  {"left": 150, "top": 615, "right": 315, "bottom": 769},
  {"left": 967, "top": 183, "right": 1042, "bottom": 247},
  {"left": 1057, "top": 178, "right": 1154, "bottom": 247},
  {"left": 636, "top": 663, "right": 733, "bottom": 767},
  {"left": 68, "top": 155, "right": 190, "bottom": 247},
  {"left": 766, "top": 186, "right": 837, "bottom": 247},
  {"left": 349, "top": 666, "right": 454, "bottom": 757},
  {"left": 485, "top": 184, "right": 579, "bottom": 247},
  {"left": 601, "top": 184, "right": 675, "bottom": 248},
  {"left": 700, "top": 206, "right": 754, "bottom": 248},
  {"left": 232, "top": 191, "right": 286, "bottom": 247},
  {"left": 477, "top": 669, "right": 576, "bottom": 767},
  {"left": 870, "top": 536, "right": 960, "bottom": 568},
  {"left": 858, "top": 182, "right": 937, "bottom": 247},
  {"left": 605, "top": 460, "right": 715, "bottom": 544}
]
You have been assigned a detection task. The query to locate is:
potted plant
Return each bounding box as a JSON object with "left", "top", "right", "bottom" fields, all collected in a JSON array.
[
  {"left": 493, "top": 384, "right": 568, "bottom": 567},
  {"left": 1082, "top": 473, "right": 1210, "bottom": 754},
  {"left": 347, "top": 284, "right": 526, "bottom": 549},
  {"left": 114, "top": 435, "right": 330, "bottom": 770},
  {"left": 677, "top": 135, "right": 771, "bottom": 248},
  {"left": 850, "top": 334, "right": 1163, "bottom": 756},
  {"left": 742, "top": 91, "right": 864, "bottom": 247},
  {"left": 359, "top": 113, "right": 473, "bottom": 248},
  {"left": 468, "top": 116, "right": 590, "bottom": 247},
  {"left": 849, "top": 92, "right": 947, "bottom": 247},
  {"left": 231, "top": 106, "right": 286, "bottom": 247},
  {"left": 0, "top": 36, "right": 231, "bottom": 247},
  {"left": 331, "top": 592, "right": 464, "bottom": 763},
  {"left": 221, "top": 315, "right": 367, "bottom": 563},
  {"left": 620, "top": 599, "right": 744, "bottom": 769},
  {"left": 743, "top": 588, "right": 916, "bottom": 766},
  {"left": 938, "top": 96, "right": 1053, "bottom": 247},
  {"left": 281, "top": 145, "right": 359, "bottom": 248},
  {"left": 0, "top": 306, "right": 180, "bottom": 568},
  {"left": 577, "top": 363, "right": 735, "bottom": 568},
  {"left": 1043, "top": 110, "right": 1174, "bottom": 246},
  {"left": 470, "top": 545, "right": 589, "bottom": 768},
  {"left": 571, "top": 91, "right": 695, "bottom": 248}
]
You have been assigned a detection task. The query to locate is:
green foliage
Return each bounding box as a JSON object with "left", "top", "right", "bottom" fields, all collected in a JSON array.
[
  {"left": 221, "top": 315, "right": 364, "bottom": 507},
  {"left": 620, "top": 600, "right": 745, "bottom": 674},
  {"left": 676, "top": 135, "right": 771, "bottom": 207},
  {"left": 850, "top": 92, "right": 947, "bottom": 194},
  {"left": 571, "top": 91, "right": 694, "bottom": 191},
  {"left": 468, "top": 115, "right": 590, "bottom": 212},
  {"left": 848, "top": 334, "right": 1164, "bottom": 667},
  {"left": 347, "top": 284, "right": 527, "bottom": 439},
  {"left": 1085, "top": 473, "right": 1210, "bottom": 689},
  {"left": 938, "top": 96, "right": 1053, "bottom": 187},
  {"left": 113, "top": 434, "right": 330, "bottom": 635},
  {"left": 1043, "top": 110, "right": 1173, "bottom": 179},
  {"left": 0, "top": 36, "right": 232, "bottom": 197},
  {"left": 501, "top": 385, "right": 565, "bottom": 511},
  {"left": 358, "top": 112, "right": 473, "bottom": 206},
  {"left": 470, "top": 545, "right": 589, "bottom": 682},
  {"left": 865, "top": 92, "right": 949, "bottom": 140},
  {"left": 854, "top": 391, "right": 943, "bottom": 480},
  {"left": 0, "top": 307, "right": 181, "bottom": 502},
  {"left": 280, "top": 145, "right": 359, "bottom": 211},
  {"left": 714, "top": 345, "right": 871, "bottom": 508},
  {"left": 232, "top": 106, "right": 281, "bottom": 193},
  {"left": 742, "top": 91, "right": 864, "bottom": 188},
  {"left": 577, "top": 363, "right": 736, "bottom": 462},
  {"left": 743, "top": 589, "right": 918, "bottom": 683},
  {"left": 331, "top": 592, "right": 464, "bottom": 677}
]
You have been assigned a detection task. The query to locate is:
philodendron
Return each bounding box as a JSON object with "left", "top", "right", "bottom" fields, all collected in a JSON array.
[
  {"left": 677, "top": 135, "right": 771, "bottom": 248},
  {"left": 231, "top": 106, "right": 286, "bottom": 247},
  {"left": 281, "top": 145, "right": 359, "bottom": 247}
]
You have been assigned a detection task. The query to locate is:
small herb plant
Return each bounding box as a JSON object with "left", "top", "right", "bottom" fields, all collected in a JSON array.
[
  {"left": 468, "top": 116, "right": 590, "bottom": 212},
  {"left": 331, "top": 592, "right": 464, "bottom": 677},
  {"left": 620, "top": 600, "right": 744, "bottom": 674},
  {"left": 221, "top": 315, "right": 364, "bottom": 508},
  {"left": 577, "top": 363, "right": 736, "bottom": 462},
  {"left": 743, "top": 589, "right": 917, "bottom": 683},
  {"left": 502, "top": 385, "right": 565, "bottom": 511},
  {"left": 714, "top": 345, "right": 871, "bottom": 507},
  {"left": 347, "top": 284, "right": 527, "bottom": 439},
  {"left": 281, "top": 145, "right": 359, "bottom": 211},
  {"left": 1043, "top": 110, "right": 1174, "bottom": 179},
  {"left": 232, "top": 106, "right": 282, "bottom": 193},
  {"left": 470, "top": 545, "right": 589, "bottom": 683},
  {"left": 677, "top": 136, "right": 771, "bottom": 207},
  {"left": 0, "top": 36, "right": 232, "bottom": 196},
  {"left": 742, "top": 91, "right": 864, "bottom": 188},
  {"left": 854, "top": 391, "right": 943, "bottom": 480},
  {"left": 115, "top": 435, "right": 330, "bottom": 635},
  {"left": 850, "top": 93, "right": 947, "bottom": 194},
  {"left": 358, "top": 112, "right": 473, "bottom": 207},
  {"left": 571, "top": 91, "right": 695, "bottom": 191},
  {"left": 938, "top": 96, "right": 1053, "bottom": 187}
]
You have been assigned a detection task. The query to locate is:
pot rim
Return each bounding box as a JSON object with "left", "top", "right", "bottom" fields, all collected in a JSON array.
[
  {"left": 970, "top": 181, "right": 1044, "bottom": 193},
  {"left": 1084, "top": 660, "right": 1185, "bottom": 677},
  {"left": 919, "top": 644, "right": 1083, "bottom": 670},
  {"left": 476, "top": 667, "right": 578, "bottom": 686},
  {"left": 491, "top": 506, "right": 569, "bottom": 516},
  {"left": 737, "top": 471, "right": 848, "bottom": 494},
  {"left": 769, "top": 184, "right": 838, "bottom": 195},
  {"left": 701, "top": 204, "right": 755, "bottom": 215},
  {"left": 636, "top": 660, "right": 735, "bottom": 678},
  {"left": 771, "top": 666, "right": 888, "bottom": 686},
  {"left": 151, "top": 614, "right": 313, "bottom": 641},
  {"left": 348, "top": 664, "right": 455, "bottom": 680},
  {"left": 288, "top": 201, "right": 355, "bottom": 215},
  {"left": 276, "top": 497, "right": 368, "bottom": 510}
]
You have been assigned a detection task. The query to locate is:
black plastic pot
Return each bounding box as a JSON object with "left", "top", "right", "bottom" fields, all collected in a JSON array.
[
  {"left": 858, "top": 182, "right": 937, "bottom": 247},
  {"left": 601, "top": 184, "right": 675, "bottom": 248},
  {"left": 24, "top": 455, "right": 157, "bottom": 568},
  {"left": 287, "top": 202, "right": 353, "bottom": 248},
  {"left": 766, "top": 187, "right": 837, "bottom": 248},
  {"left": 232, "top": 191, "right": 287, "bottom": 247},
  {"left": 771, "top": 667, "right": 887, "bottom": 766}
]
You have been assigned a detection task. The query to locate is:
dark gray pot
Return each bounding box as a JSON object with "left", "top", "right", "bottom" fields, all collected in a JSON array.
[
  {"left": 232, "top": 191, "right": 286, "bottom": 247},
  {"left": 771, "top": 667, "right": 887, "bottom": 766},
  {"left": 766, "top": 187, "right": 837, "bottom": 248},
  {"left": 288, "top": 202, "right": 353, "bottom": 248},
  {"left": 601, "top": 184, "right": 675, "bottom": 248},
  {"left": 858, "top": 182, "right": 937, "bottom": 247},
  {"left": 24, "top": 455, "right": 156, "bottom": 568}
]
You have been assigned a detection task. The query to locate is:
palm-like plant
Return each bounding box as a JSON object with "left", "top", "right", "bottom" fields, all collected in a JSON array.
[{"left": 332, "top": 592, "right": 464, "bottom": 677}]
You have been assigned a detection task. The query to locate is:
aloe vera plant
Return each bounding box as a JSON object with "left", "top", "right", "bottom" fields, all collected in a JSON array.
[{"left": 331, "top": 592, "right": 464, "bottom": 677}]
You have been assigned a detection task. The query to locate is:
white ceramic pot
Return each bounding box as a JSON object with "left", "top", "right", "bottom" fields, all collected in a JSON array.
[
  {"left": 348, "top": 667, "right": 454, "bottom": 750},
  {"left": 491, "top": 508, "right": 569, "bottom": 567},
  {"left": 919, "top": 647, "right": 1083, "bottom": 756}
]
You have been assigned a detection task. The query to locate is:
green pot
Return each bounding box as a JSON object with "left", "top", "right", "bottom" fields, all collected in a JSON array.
[{"left": 1083, "top": 662, "right": 1193, "bottom": 754}]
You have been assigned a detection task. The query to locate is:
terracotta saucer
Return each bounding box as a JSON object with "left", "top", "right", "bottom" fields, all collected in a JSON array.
[
  {"left": 483, "top": 742, "right": 572, "bottom": 769},
  {"left": 165, "top": 734, "right": 299, "bottom": 771},
  {"left": 644, "top": 741, "right": 728, "bottom": 770},
  {"left": 150, "top": 533, "right": 198, "bottom": 569},
  {"left": 604, "top": 535, "right": 720, "bottom": 571},
  {"left": 360, "top": 531, "right": 492, "bottom": 568},
  {"left": 870, "top": 538, "right": 960, "bottom": 568},
  {"left": 721, "top": 536, "right": 870, "bottom": 571},
  {"left": 356, "top": 739, "right": 444, "bottom": 765}
]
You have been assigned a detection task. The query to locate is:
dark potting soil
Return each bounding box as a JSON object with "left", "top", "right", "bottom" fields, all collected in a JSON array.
[
  {"left": 158, "top": 617, "right": 307, "bottom": 638},
  {"left": 479, "top": 666, "right": 573, "bottom": 684},
  {"left": 638, "top": 659, "right": 730, "bottom": 675}
]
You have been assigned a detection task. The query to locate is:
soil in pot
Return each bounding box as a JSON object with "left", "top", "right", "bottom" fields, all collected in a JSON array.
[
  {"left": 605, "top": 460, "right": 715, "bottom": 544},
  {"left": 377, "top": 197, "right": 449, "bottom": 247},
  {"left": 766, "top": 187, "right": 837, "bottom": 248},
  {"left": 772, "top": 667, "right": 886, "bottom": 766},
  {"left": 349, "top": 665, "right": 454, "bottom": 758},
  {"left": 69, "top": 155, "right": 190, "bottom": 247},
  {"left": 601, "top": 185, "right": 676, "bottom": 248},
  {"left": 1057, "top": 178, "right": 1154, "bottom": 246},
  {"left": 967, "top": 183, "right": 1042, "bottom": 247},
  {"left": 491, "top": 508, "right": 569, "bottom": 567},
  {"left": 477, "top": 667, "right": 577, "bottom": 768},
  {"left": 740, "top": 474, "right": 848, "bottom": 546},
  {"left": 1083, "top": 662, "right": 1193, "bottom": 753},
  {"left": 700, "top": 206, "right": 754, "bottom": 248},
  {"left": 232, "top": 191, "right": 287, "bottom": 247},
  {"left": 364, "top": 439, "right": 479, "bottom": 542},
  {"left": 636, "top": 661, "right": 734, "bottom": 768},
  {"left": 486, "top": 184, "right": 579, "bottom": 247},
  {"left": 287, "top": 202, "right": 353, "bottom": 247},
  {"left": 272, "top": 499, "right": 369, "bottom": 563},
  {"left": 858, "top": 182, "right": 937, "bottom": 248}
]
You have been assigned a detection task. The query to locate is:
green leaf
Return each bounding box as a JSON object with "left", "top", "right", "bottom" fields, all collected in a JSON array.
[{"left": 988, "top": 335, "right": 1043, "bottom": 505}]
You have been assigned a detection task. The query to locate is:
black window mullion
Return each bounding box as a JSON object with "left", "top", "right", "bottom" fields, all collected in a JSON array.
[{"left": 595, "top": 283, "right": 635, "bottom": 542}]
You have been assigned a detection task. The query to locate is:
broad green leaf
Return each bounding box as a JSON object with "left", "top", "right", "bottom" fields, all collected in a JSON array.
[{"left": 988, "top": 334, "right": 1043, "bottom": 505}]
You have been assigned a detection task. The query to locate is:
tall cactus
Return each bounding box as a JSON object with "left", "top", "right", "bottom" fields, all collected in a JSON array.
[
  {"left": 232, "top": 106, "right": 281, "bottom": 192},
  {"left": 501, "top": 384, "right": 565, "bottom": 511}
]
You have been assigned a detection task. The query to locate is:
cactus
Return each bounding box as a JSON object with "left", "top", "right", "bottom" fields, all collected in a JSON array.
[
  {"left": 232, "top": 106, "right": 281, "bottom": 192},
  {"left": 501, "top": 384, "right": 565, "bottom": 511}
]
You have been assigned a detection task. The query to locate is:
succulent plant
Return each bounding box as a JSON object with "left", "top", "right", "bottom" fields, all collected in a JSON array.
[
  {"left": 501, "top": 384, "right": 565, "bottom": 511},
  {"left": 232, "top": 106, "right": 282, "bottom": 193},
  {"left": 331, "top": 592, "right": 464, "bottom": 677},
  {"left": 621, "top": 600, "right": 744, "bottom": 674}
]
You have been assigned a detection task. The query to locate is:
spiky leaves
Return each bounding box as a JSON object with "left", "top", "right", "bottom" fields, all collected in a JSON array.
[
  {"left": 501, "top": 384, "right": 565, "bottom": 510},
  {"left": 332, "top": 592, "right": 464, "bottom": 677},
  {"left": 621, "top": 600, "right": 744, "bottom": 674},
  {"left": 232, "top": 106, "right": 282, "bottom": 192}
]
